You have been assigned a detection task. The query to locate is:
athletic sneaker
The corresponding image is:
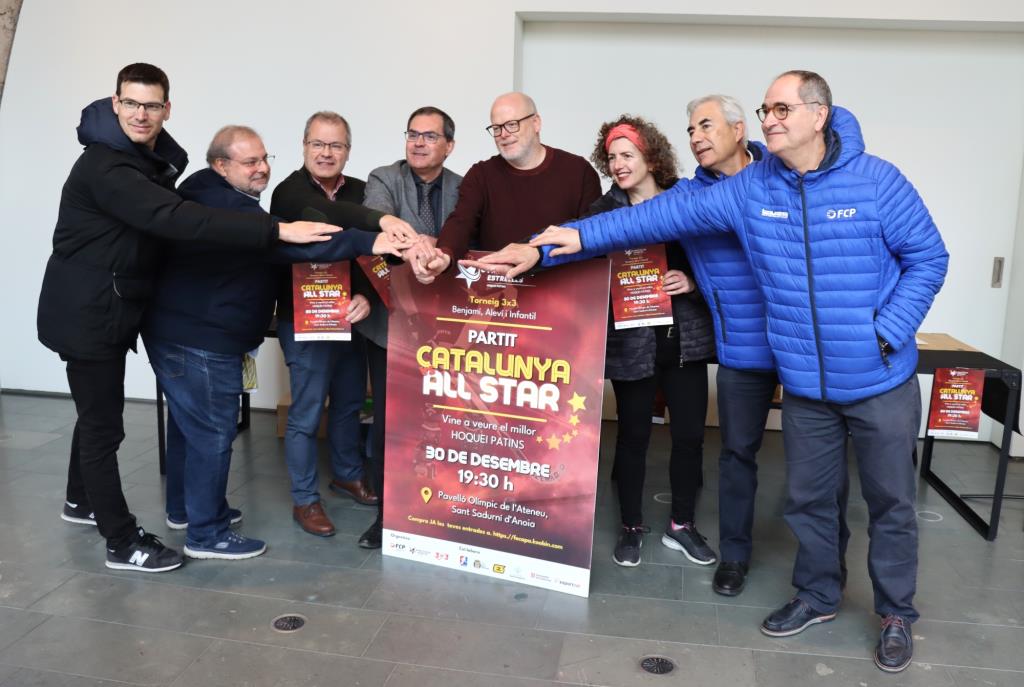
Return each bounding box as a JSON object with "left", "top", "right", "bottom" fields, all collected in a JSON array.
[
  {"left": 183, "top": 531, "right": 266, "bottom": 560},
  {"left": 661, "top": 521, "right": 718, "bottom": 565},
  {"left": 166, "top": 507, "right": 243, "bottom": 531},
  {"left": 612, "top": 525, "right": 649, "bottom": 567},
  {"left": 61, "top": 501, "right": 96, "bottom": 526},
  {"left": 105, "top": 529, "right": 183, "bottom": 573}
]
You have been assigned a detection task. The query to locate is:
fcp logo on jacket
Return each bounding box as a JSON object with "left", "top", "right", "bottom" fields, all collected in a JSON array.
[{"left": 826, "top": 207, "right": 857, "bottom": 220}]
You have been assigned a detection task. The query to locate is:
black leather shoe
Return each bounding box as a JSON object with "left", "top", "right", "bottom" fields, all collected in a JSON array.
[
  {"left": 713, "top": 561, "right": 749, "bottom": 596},
  {"left": 760, "top": 598, "right": 837, "bottom": 637},
  {"left": 874, "top": 614, "right": 913, "bottom": 672},
  {"left": 358, "top": 518, "right": 383, "bottom": 549}
]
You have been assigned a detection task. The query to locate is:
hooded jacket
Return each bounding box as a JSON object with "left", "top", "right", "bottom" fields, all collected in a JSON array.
[
  {"left": 545, "top": 107, "right": 949, "bottom": 404},
  {"left": 669, "top": 141, "right": 774, "bottom": 372},
  {"left": 37, "top": 98, "right": 280, "bottom": 360}
]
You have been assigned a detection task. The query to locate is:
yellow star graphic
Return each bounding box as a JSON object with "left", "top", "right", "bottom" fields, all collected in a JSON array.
[
  {"left": 572, "top": 429, "right": 579, "bottom": 437},
  {"left": 546, "top": 434, "right": 562, "bottom": 450},
  {"left": 569, "top": 414, "right": 580, "bottom": 427},
  {"left": 536, "top": 435, "right": 544, "bottom": 443},
  {"left": 568, "top": 392, "right": 587, "bottom": 413},
  {"left": 562, "top": 432, "right": 572, "bottom": 444}
]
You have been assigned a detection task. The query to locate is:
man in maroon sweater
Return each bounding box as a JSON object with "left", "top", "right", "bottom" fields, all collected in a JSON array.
[{"left": 411, "top": 92, "right": 600, "bottom": 281}]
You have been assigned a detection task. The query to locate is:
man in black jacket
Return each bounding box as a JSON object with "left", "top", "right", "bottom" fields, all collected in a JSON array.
[
  {"left": 37, "top": 63, "right": 341, "bottom": 573},
  {"left": 142, "top": 125, "right": 405, "bottom": 562},
  {"left": 270, "top": 111, "right": 417, "bottom": 540}
]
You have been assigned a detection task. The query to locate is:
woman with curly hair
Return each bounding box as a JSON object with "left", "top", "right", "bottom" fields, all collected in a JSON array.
[{"left": 587, "top": 115, "right": 718, "bottom": 568}]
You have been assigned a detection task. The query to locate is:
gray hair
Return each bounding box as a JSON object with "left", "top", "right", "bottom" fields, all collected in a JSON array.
[
  {"left": 206, "top": 125, "right": 261, "bottom": 165},
  {"left": 777, "top": 70, "right": 833, "bottom": 109},
  {"left": 303, "top": 111, "right": 351, "bottom": 143},
  {"left": 686, "top": 94, "right": 747, "bottom": 144}
]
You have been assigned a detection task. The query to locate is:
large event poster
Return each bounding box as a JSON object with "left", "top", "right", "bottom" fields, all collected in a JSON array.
[
  {"left": 927, "top": 367, "right": 986, "bottom": 439},
  {"left": 292, "top": 262, "right": 351, "bottom": 341},
  {"left": 609, "top": 245, "right": 673, "bottom": 329},
  {"left": 383, "top": 254, "right": 611, "bottom": 597}
]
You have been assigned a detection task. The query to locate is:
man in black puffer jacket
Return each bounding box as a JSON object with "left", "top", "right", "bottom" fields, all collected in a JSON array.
[{"left": 37, "top": 63, "right": 340, "bottom": 574}]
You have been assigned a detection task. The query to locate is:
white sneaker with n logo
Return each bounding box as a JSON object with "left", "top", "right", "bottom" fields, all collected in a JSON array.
[{"left": 105, "top": 529, "right": 183, "bottom": 573}]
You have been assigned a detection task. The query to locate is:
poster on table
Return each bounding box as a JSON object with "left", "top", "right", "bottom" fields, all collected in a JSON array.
[
  {"left": 926, "top": 367, "right": 986, "bottom": 439},
  {"left": 383, "top": 253, "right": 611, "bottom": 597},
  {"left": 291, "top": 262, "right": 351, "bottom": 341},
  {"left": 609, "top": 245, "right": 673, "bottom": 329},
  {"left": 357, "top": 255, "right": 392, "bottom": 309}
]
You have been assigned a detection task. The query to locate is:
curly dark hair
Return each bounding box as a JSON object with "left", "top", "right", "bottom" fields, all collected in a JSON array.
[{"left": 590, "top": 114, "right": 678, "bottom": 191}]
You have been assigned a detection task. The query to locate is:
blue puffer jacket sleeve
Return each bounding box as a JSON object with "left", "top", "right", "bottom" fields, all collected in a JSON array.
[
  {"left": 540, "top": 173, "right": 748, "bottom": 267},
  {"left": 872, "top": 163, "right": 948, "bottom": 351}
]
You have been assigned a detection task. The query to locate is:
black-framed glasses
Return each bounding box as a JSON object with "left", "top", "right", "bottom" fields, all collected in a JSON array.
[
  {"left": 221, "top": 154, "right": 274, "bottom": 169},
  {"left": 404, "top": 130, "right": 444, "bottom": 144},
  {"left": 117, "top": 98, "right": 167, "bottom": 114},
  {"left": 305, "top": 140, "right": 350, "bottom": 153},
  {"left": 755, "top": 101, "right": 821, "bottom": 122},
  {"left": 485, "top": 113, "right": 536, "bottom": 137}
]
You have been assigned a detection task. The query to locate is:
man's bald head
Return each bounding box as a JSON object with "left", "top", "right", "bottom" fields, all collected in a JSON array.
[{"left": 488, "top": 92, "right": 544, "bottom": 170}]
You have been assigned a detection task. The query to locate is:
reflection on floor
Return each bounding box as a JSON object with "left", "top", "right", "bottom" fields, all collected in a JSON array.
[{"left": 0, "top": 391, "right": 1022, "bottom": 686}]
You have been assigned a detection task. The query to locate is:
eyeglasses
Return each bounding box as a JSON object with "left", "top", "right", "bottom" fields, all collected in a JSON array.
[
  {"left": 117, "top": 98, "right": 167, "bottom": 114},
  {"left": 755, "top": 101, "right": 821, "bottom": 122},
  {"left": 404, "top": 129, "right": 445, "bottom": 144},
  {"left": 221, "top": 155, "right": 274, "bottom": 169},
  {"left": 485, "top": 113, "right": 536, "bottom": 137},
  {"left": 305, "top": 140, "right": 350, "bottom": 153}
]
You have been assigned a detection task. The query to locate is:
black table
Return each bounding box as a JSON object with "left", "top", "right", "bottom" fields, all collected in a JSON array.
[{"left": 916, "top": 346, "right": 1022, "bottom": 540}]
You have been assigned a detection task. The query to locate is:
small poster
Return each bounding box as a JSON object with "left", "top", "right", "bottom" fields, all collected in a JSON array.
[
  {"left": 927, "top": 367, "right": 986, "bottom": 439},
  {"left": 357, "top": 255, "right": 392, "bottom": 310},
  {"left": 382, "top": 253, "right": 611, "bottom": 597},
  {"left": 609, "top": 245, "right": 673, "bottom": 329},
  {"left": 292, "top": 262, "right": 351, "bottom": 341}
]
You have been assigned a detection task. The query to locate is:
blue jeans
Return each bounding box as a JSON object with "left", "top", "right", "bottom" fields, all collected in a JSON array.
[
  {"left": 277, "top": 320, "right": 367, "bottom": 506},
  {"left": 145, "top": 337, "right": 241, "bottom": 547},
  {"left": 782, "top": 376, "right": 920, "bottom": 620}
]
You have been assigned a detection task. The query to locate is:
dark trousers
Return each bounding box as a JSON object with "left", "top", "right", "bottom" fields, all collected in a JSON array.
[
  {"left": 782, "top": 376, "right": 920, "bottom": 620},
  {"left": 716, "top": 366, "right": 778, "bottom": 562},
  {"left": 611, "top": 361, "right": 708, "bottom": 527},
  {"left": 366, "top": 339, "right": 387, "bottom": 521},
  {"left": 63, "top": 354, "right": 137, "bottom": 548}
]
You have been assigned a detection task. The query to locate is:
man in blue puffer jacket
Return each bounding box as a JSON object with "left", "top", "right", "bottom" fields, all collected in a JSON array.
[
  {"left": 486, "top": 70, "right": 948, "bottom": 673},
  {"left": 673, "top": 94, "right": 848, "bottom": 599}
]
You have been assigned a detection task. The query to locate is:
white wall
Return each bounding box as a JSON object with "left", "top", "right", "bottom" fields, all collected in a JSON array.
[{"left": 2, "top": 0, "right": 1024, "bottom": 413}]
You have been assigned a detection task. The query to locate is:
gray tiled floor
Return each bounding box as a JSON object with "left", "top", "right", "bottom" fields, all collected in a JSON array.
[{"left": 1, "top": 391, "right": 1023, "bottom": 686}]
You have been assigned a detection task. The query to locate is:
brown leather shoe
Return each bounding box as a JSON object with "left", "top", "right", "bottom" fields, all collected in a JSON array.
[
  {"left": 292, "top": 501, "right": 335, "bottom": 537},
  {"left": 328, "top": 478, "right": 379, "bottom": 506}
]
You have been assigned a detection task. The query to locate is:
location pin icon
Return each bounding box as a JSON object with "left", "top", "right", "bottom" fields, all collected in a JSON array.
[{"left": 420, "top": 487, "right": 432, "bottom": 504}]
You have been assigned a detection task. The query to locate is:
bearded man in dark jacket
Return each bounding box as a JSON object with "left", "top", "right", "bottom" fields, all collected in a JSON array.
[{"left": 37, "top": 63, "right": 341, "bottom": 574}]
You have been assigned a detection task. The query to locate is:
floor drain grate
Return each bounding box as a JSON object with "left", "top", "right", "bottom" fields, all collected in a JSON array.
[
  {"left": 640, "top": 656, "right": 675, "bottom": 675},
  {"left": 271, "top": 614, "right": 307, "bottom": 633}
]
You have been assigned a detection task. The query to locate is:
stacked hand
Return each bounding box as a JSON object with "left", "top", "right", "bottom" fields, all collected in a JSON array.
[
  {"left": 278, "top": 221, "right": 342, "bottom": 243},
  {"left": 457, "top": 225, "right": 582, "bottom": 279},
  {"left": 371, "top": 230, "right": 416, "bottom": 257},
  {"left": 380, "top": 215, "right": 418, "bottom": 246},
  {"left": 403, "top": 235, "right": 450, "bottom": 284}
]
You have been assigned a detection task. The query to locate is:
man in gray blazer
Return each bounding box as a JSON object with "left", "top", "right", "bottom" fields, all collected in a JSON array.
[{"left": 358, "top": 106, "right": 463, "bottom": 548}]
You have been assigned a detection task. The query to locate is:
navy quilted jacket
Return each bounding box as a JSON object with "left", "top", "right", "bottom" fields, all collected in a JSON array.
[
  {"left": 545, "top": 107, "right": 948, "bottom": 404},
  {"left": 667, "top": 141, "right": 774, "bottom": 372}
]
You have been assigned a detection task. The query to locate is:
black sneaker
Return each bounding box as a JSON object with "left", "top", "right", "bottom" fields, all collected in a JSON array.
[
  {"left": 613, "top": 525, "right": 648, "bottom": 567},
  {"left": 358, "top": 518, "right": 383, "bottom": 549},
  {"left": 661, "top": 521, "right": 717, "bottom": 565},
  {"left": 106, "top": 529, "right": 183, "bottom": 573},
  {"left": 61, "top": 501, "right": 96, "bottom": 526},
  {"left": 874, "top": 614, "right": 913, "bottom": 672}
]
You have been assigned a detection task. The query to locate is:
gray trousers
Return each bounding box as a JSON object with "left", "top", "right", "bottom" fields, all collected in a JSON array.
[{"left": 782, "top": 375, "right": 920, "bottom": 621}]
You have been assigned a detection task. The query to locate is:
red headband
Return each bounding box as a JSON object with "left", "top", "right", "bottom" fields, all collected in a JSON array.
[{"left": 604, "top": 123, "right": 645, "bottom": 153}]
